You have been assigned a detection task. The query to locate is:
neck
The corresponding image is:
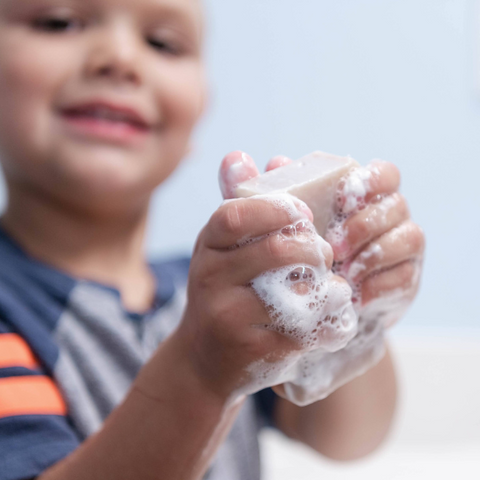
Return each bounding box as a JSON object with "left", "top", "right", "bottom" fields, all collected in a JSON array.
[{"left": 2, "top": 183, "right": 155, "bottom": 313}]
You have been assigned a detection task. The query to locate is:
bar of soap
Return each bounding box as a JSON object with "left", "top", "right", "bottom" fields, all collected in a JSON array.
[{"left": 235, "top": 151, "right": 360, "bottom": 236}]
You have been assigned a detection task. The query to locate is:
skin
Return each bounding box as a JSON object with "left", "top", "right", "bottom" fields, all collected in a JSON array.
[{"left": 0, "top": 0, "right": 425, "bottom": 479}]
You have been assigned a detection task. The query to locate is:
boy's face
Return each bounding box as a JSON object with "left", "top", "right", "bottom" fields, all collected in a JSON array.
[{"left": 0, "top": 0, "right": 205, "bottom": 213}]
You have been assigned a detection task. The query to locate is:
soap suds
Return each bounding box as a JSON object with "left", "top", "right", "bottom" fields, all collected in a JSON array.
[
  {"left": 225, "top": 193, "right": 313, "bottom": 249},
  {"left": 326, "top": 163, "right": 381, "bottom": 248},
  {"left": 346, "top": 242, "right": 384, "bottom": 280},
  {"left": 251, "top": 264, "right": 357, "bottom": 352}
]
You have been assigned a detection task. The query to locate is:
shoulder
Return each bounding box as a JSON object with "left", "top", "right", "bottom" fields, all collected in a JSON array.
[
  {"left": 150, "top": 255, "right": 191, "bottom": 290},
  {"left": 148, "top": 255, "right": 191, "bottom": 309},
  {"left": 150, "top": 256, "right": 190, "bottom": 282}
]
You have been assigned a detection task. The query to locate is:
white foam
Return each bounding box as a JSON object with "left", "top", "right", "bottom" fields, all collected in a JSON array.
[
  {"left": 251, "top": 265, "right": 357, "bottom": 352},
  {"left": 326, "top": 164, "right": 379, "bottom": 248},
  {"left": 346, "top": 242, "right": 384, "bottom": 279},
  {"left": 341, "top": 166, "right": 374, "bottom": 214},
  {"left": 226, "top": 193, "right": 312, "bottom": 249},
  {"left": 237, "top": 314, "right": 385, "bottom": 406}
]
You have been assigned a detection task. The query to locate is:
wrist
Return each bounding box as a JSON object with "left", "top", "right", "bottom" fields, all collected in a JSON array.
[{"left": 134, "top": 328, "right": 241, "bottom": 410}]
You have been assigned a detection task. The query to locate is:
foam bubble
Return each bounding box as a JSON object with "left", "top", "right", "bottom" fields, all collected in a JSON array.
[
  {"left": 230, "top": 193, "right": 312, "bottom": 249},
  {"left": 326, "top": 165, "right": 379, "bottom": 248},
  {"left": 251, "top": 264, "right": 357, "bottom": 352}
]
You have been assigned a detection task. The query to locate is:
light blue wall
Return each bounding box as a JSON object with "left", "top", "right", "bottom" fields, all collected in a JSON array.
[{"left": 146, "top": 0, "right": 480, "bottom": 329}]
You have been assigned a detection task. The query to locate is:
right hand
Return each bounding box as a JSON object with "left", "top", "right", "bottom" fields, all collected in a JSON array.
[{"left": 176, "top": 193, "right": 332, "bottom": 400}]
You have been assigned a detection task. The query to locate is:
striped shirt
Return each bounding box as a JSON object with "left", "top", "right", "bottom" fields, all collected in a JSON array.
[{"left": 0, "top": 228, "right": 275, "bottom": 480}]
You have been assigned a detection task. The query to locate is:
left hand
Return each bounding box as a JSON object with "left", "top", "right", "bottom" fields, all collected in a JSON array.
[
  {"left": 323, "top": 160, "right": 425, "bottom": 327},
  {"left": 220, "top": 152, "right": 425, "bottom": 329}
]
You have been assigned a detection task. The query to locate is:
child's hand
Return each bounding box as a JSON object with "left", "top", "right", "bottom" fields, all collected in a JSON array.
[
  {"left": 178, "top": 191, "right": 337, "bottom": 400},
  {"left": 324, "top": 161, "right": 425, "bottom": 326}
]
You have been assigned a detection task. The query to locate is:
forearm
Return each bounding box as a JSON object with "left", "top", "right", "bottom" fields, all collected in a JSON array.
[
  {"left": 275, "top": 342, "right": 397, "bottom": 461},
  {"left": 39, "top": 331, "right": 243, "bottom": 480}
]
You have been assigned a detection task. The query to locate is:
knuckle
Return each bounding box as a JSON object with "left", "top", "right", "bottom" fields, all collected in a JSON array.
[
  {"left": 395, "top": 193, "right": 409, "bottom": 216},
  {"left": 383, "top": 193, "right": 409, "bottom": 224},
  {"left": 398, "top": 261, "right": 416, "bottom": 285},
  {"left": 194, "top": 264, "right": 217, "bottom": 291},
  {"left": 386, "top": 162, "right": 401, "bottom": 183},
  {"left": 408, "top": 222, "right": 426, "bottom": 253},
  {"left": 323, "top": 244, "right": 334, "bottom": 270},
  {"left": 379, "top": 161, "right": 401, "bottom": 187},
  {"left": 214, "top": 202, "right": 245, "bottom": 238},
  {"left": 265, "top": 234, "right": 291, "bottom": 261},
  {"left": 348, "top": 217, "right": 370, "bottom": 246},
  {"left": 370, "top": 161, "right": 400, "bottom": 193},
  {"left": 209, "top": 298, "right": 231, "bottom": 325}
]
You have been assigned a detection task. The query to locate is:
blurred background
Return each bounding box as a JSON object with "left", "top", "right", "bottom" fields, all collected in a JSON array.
[{"left": 3, "top": 0, "right": 479, "bottom": 478}]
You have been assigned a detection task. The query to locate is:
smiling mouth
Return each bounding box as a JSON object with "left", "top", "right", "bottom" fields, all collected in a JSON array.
[
  {"left": 60, "top": 104, "right": 152, "bottom": 143},
  {"left": 64, "top": 105, "right": 149, "bottom": 128}
]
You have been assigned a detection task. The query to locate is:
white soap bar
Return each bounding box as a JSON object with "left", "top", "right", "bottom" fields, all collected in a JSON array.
[{"left": 235, "top": 151, "right": 359, "bottom": 236}]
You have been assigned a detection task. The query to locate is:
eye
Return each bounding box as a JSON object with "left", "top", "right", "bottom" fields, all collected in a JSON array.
[
  {"left": 147, "top": 36, "right": 180, "bottom": 56},
  {"left": 33, "top": 15, "right": 84, "bottom": 33}
]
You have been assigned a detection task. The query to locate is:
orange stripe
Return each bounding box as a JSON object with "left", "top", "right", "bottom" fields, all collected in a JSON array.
[
  {"left": 0, "top": 334, "right": 39, "bottom": 369},
  {"left": 0, "top": 376, "right": 67, "bottom": 419}
]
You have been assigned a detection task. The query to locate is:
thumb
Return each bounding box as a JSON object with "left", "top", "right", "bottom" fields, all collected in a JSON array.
[{"left": 219, "top": 151, "right": 260, "bottom": 199}]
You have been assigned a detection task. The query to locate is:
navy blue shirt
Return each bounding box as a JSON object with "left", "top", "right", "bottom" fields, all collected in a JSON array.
[{"left": 0, "top": 228, "right": 275, "bottom": 480}]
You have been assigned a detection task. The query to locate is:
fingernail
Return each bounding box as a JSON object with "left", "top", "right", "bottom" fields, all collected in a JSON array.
[
  {"left": 266, "top": 155, "right": 293, "bottom": 172},
  {"left": 219, "top": 151, "right": 259, "bottom": 199}
]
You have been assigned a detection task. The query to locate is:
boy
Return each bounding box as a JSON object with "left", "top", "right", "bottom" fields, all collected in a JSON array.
[{"left": 0, "top": 0, "right": 424, "bottom": 479}]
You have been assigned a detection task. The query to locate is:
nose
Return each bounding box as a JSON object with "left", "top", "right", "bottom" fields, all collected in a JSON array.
[{"left": 84, "top": 20, "right": 143, "bottom": 86}]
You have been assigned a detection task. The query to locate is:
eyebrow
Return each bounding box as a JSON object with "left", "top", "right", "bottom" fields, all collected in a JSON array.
[
  {"left": 0, "top": 0, "right": 78, "bottom": 17},
  {"left": 140, "top": 0, "right": 203, "bottom": 41}
]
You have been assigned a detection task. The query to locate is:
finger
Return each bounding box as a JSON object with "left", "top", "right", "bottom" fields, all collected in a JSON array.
[
  {"left": 219, "top": 151, "right": 260, "bottom": 199},
  {"left": 204, "top": 197, "right": 313, "bottom": 249},
  {"left": 336, "top": 161, "right": 401, "bottom": 214},
  {"left": 202, "top": 224, "right": 331, "bottom": 286},
  {"left": 361, "top": 259, "right": 421, "bottom": 305},
  {"left": 223, "top": 231, "right": 333, "bottom": 286},
  {"left": 345, "top": 221, "right": 425, "bottom": 282},
  {"left": 266, "top": 155, "right": 293, "bottom": 172},
  {"left": 198, "top": 285, "right": 302, "bottom": 357},
  {"left": 364, "top": 161, "right": 401, "bottom": 201},
  {"left": 331, "top": 193, "right": 410, "bottom": 261}
]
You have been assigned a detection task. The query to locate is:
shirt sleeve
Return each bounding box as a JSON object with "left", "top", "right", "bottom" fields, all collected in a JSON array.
[
  {"left": 0, "top": 321, "right": 80, "bottom": 480},
  {"left": 254, "top": 388, "right": 278, "bottom": 428}
]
